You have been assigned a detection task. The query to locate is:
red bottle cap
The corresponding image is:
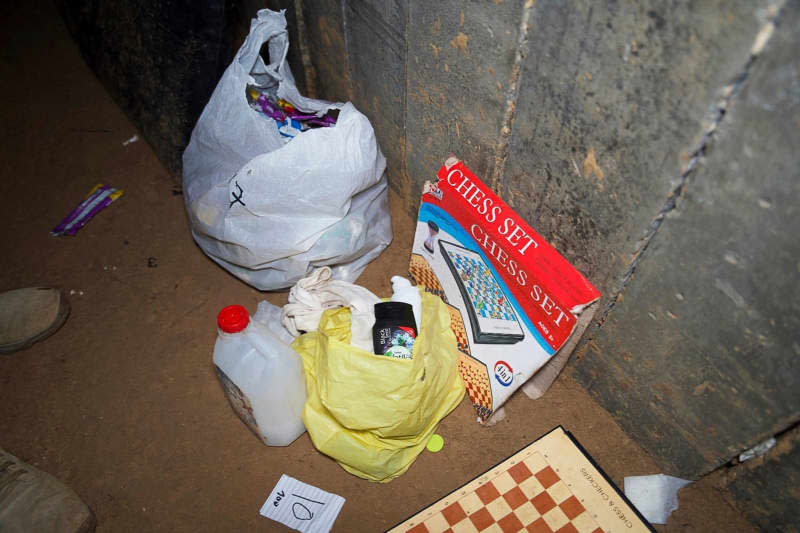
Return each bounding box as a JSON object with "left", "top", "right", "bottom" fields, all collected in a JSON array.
[{"left": 217, "top": 305, "right": 249, "bottom": 333}]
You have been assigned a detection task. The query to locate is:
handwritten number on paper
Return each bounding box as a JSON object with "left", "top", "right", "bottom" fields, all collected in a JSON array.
[
  {"left": 273, "top": 489, "right": 326, "bottom": 521},
  {"left": 261, "top": 475, "right": 344, "bottom": 530},
  {"left": 291, "top": 493, "right": 325, "bottom": 521},
  {"left": 292, "top": 503, "right": 312, "bottom": 520}
]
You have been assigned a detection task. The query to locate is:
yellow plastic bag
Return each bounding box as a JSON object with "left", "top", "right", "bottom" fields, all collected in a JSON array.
[{"left": 292, "top": 289, "right": 465, "bottom": 482}]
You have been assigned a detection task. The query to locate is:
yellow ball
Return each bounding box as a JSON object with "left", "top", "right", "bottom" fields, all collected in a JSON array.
[{"left": 426, "top": 434, "right": 444, "bottom": 453}]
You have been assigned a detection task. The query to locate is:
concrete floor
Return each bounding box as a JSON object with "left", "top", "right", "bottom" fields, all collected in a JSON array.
[{"left": 0, "top": 2, "right": 756, "bottom": 531}]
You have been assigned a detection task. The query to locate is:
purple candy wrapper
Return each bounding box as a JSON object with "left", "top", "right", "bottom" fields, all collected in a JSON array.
[{"left": 51, "top": 184, "right": 124, "bottom": 236}]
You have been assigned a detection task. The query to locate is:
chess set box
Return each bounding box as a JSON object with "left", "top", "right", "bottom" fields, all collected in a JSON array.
[{"left": 408, "top": 157, "right": 601, "bottom": 420}]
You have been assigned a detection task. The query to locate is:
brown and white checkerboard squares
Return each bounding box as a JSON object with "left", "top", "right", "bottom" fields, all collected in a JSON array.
[
  {"left": 403, "top": 453, "right": 603, "bottom": 533},
  {"left": 409, "top": 254, "right": 495, "bottom": 420}
]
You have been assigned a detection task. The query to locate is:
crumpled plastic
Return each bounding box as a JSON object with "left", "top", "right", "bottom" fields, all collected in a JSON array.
[
  {"left": 282, "top": 266, "right": 379, "bottom": 352},
  {"left": 291, "top": 289, "right": 465, "bottom": 482},
  {"left": 182, "top": 10, "right": 391, "bottom": 290}
]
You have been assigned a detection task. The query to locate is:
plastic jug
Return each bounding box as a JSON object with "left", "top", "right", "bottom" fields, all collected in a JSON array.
[{"left": 213, "top": 305, "right": 306, "bottom": 446}]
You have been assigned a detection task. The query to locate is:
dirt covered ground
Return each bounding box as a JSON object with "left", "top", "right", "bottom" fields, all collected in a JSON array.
[{"left": 0, "top": 2, "right": 754, "bottom": 532}]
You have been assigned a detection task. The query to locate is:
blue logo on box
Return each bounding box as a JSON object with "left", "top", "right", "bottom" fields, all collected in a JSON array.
[{"left": 494, "top": 361, "right": 513, "bottom": 387}]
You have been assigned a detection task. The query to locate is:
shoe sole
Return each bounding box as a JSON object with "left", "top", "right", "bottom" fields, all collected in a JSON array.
[{"left": 0, "top": 294, "right": 70, "bottom": 355}]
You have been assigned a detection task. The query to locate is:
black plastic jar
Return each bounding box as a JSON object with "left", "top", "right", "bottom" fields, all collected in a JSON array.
[{"left": 372, "top": 301, "right": 418, "bottom": 359}]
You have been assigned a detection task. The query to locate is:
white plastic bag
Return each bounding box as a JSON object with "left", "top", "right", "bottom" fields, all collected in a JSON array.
[{"left": 182, "top": 9, "right": 392, "bottom": 290}]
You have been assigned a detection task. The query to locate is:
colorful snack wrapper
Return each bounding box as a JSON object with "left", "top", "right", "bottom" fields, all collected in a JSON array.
[{"left": 51, "top": 184, "right": 124, "bottom": 236}]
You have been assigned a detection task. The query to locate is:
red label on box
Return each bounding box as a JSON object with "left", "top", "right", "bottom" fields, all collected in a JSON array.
[{"left": 425, "top": 161, "right": 600, "bottom": 351}]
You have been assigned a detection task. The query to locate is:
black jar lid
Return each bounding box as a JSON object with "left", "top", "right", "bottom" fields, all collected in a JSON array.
[{"left": 374, "top": 301, "right": 416, "bottom": 327}]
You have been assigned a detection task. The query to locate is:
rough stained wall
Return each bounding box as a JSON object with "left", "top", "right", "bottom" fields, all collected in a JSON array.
[
  {"left": 303, "top": 0, "right": 351, "bottom": 102},
  {"left": 724, "top": 426, "right": 800, "bottom": 531},
  {"left": 405, "top": 1, "right": 525, "bottom": 203},
  {"left": 572, "top": 0, "right": 800, "bottom": 479},
  {"left": 302, "top": 0, "right": 526, "bottom": 206},
  {"left": 499, "top": 1, "right": 773, "bottom": 295},
  {"left": 344, "top": 0, "right": 408, "bottom": 188},
  {"left": 56, "top": 0, "right": 237, "bottom": 178}
]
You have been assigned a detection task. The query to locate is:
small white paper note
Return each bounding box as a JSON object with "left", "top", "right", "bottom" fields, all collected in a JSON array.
[
  {"left": 624, "top": 474, "right": 692, "bottom": 525},
  {"left": 260, "top": 475, "right": 345, "bottom": 533}
]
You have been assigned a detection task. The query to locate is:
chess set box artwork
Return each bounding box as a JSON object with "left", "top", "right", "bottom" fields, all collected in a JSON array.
[{"left": 409, "top": 157, "right": 601, "bottom": 420}]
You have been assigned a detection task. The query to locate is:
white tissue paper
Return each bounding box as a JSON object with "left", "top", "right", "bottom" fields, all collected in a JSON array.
[{"left": 624, "top": 474, "right": 692, "bottom": 525}]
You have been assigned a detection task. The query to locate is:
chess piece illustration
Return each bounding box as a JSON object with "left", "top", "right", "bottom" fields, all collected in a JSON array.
[{"left": 423, "top": 220, "right": 439, "bottom": 254}]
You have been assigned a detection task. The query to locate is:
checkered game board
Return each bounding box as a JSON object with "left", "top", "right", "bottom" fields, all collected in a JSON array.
[
  {"left": 388, "top": 428, "right": 652, "bottom": 533},
  {"left": 410, "top": 254, "right": 495, "bottom": 419},
  {"left": 410, "top": 253, "right": 448, "bottom": 303},
  {"left": 398, "top": 452, "right": 600, "bottom": 533},
  {"left": 446, "top": 250, "right": 517, "bottom": 322}
]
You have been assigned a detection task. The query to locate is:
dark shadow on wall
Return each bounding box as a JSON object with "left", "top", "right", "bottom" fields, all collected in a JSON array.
[{"left": 56, "top": 0, "right": 240, "bottom": 179}]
